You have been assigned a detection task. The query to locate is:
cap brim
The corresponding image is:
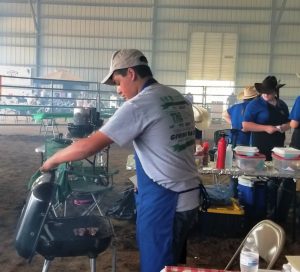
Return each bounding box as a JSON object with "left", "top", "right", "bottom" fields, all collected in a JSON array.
[{"left": 101, "top": 70, "right": 115, "bottom": 85}]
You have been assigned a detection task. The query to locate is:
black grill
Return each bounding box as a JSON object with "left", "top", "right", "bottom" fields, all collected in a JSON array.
[{"left": 15, "top": 172, "right": 115, "bottom": 272}]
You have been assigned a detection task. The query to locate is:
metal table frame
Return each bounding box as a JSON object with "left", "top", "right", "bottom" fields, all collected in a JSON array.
[{"left": 199, "top": 162, "right": 300, "bottom": 241}]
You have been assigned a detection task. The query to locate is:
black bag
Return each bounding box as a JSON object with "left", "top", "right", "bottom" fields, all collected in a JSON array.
[
  {"left": 106, "top": 186, "right": 136, "bottom": 220},
  {"left": 199, "top": 183, "right": 210, "bottom": 211}
]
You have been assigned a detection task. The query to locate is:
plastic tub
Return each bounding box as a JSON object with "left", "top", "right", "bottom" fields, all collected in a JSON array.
[
  {"left": 234, "top": 146, "right": 259, "bottom": 156},
  {"left": 235, "top": 153, "right": 266, "bottom": 171},
  {"left": 272, "top": 153, "right": 300, "bottom": 172},
  {"left": 272, "top": 147, "right": 300, "bottom": 159}
]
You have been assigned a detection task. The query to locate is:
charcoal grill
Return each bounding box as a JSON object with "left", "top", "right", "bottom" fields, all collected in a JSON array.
[
  {"left": 15, "top": 172, "right": 116, "bottom": 272},
  {"left": 68, "top": 107, "right": 103, "bottom": 138}
]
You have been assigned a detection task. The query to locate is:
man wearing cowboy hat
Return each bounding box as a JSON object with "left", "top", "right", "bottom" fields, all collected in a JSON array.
[
  {"left": 222, "top": 86, "right": 258, "bottom": 146},
  {"left": 243, "top": 75, "right": 294, "bottom": 224},
  {"left": 243, "top": 76, "right": 290, "bottom": 158},
  {"left": 41, "top": 49, "right": 201, "bottom": 272}
]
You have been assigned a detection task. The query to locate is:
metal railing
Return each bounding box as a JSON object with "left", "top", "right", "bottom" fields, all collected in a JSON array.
[{"left": 0, "top": 76, "right": 298, "bottom": 127}]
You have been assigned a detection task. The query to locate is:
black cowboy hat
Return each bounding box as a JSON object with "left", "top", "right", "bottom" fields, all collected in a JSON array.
[{"left": 254, "top": 76, "right": 285, "bottom": 94}]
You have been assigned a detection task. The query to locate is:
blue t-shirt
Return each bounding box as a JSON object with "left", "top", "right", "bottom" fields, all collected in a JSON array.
[
  {"left": 289, "top": 96, "right": 300, "bottom": 149},
  {"left": 243, "top": 96, "right": 289, "bottom": 125},
  {"left": 289, "top": 96, "right": 300, "bottom": 121},
  {"left": 227, "top": 101, "right": 251, "bottom": 145}
]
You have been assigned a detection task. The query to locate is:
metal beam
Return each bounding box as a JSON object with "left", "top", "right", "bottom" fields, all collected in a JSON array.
[
  {"left": 271, "top": 0, "right": 287, "bottom": 40},
  {"left": 28, "top": 0, "right": 38, "bottom": 31},
  {"left": 36, "top": 0, "right": 41, "bottom": 77},
  {"left": 269, "top": 0, "right": 287, "bottom": 73},
  {"left": 151, "top": 0, "right": 158, "bottom": 71}
]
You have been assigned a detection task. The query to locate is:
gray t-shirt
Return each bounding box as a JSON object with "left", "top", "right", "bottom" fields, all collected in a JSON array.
[{"left": 100, "top": 82, "right": 200, "bottom": 211}]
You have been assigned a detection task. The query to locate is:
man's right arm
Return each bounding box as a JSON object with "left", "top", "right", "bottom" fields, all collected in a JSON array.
[
  {"left": 41, "top": 131, "right": 114, "bottom": 172},
  {"left": 242, "top": 121, "right": 279, "bottom": 134}
]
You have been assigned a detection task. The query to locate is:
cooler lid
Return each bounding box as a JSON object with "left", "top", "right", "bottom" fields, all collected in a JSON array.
[{"left": 237, "top": 175, "right": 260, "bottom": 187}]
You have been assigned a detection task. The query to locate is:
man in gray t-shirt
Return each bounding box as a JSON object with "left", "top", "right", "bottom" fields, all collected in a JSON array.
[{"left": 41, "top": 49, "right": 200, "bottom": 272}]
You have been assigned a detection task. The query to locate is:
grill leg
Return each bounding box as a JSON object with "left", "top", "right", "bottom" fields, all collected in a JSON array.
[
  {"left": 90, "top": 258, "right": 96, "bottom": 272},
  {"left": 41, "top": 259, "right": 51, "bottom": 272}
]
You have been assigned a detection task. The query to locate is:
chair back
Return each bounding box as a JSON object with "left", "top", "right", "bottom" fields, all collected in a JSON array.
[
  {"left": 225, "top": 219, "right": 285, "bottom": 270},
  {"left": 213, "top": 129, "right": 239, "bottom": 148},
  {"left": 248, "top": 220, "right": 285, "bottom": 268}
]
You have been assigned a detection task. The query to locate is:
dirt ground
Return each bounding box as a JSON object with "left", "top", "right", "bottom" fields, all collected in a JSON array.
[{"left": 0, "top": 125, "right": 299, "bottom": 272}]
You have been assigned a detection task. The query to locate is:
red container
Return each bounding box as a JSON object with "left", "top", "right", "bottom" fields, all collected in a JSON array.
[{"left": 216, "top": 134, "right": 226, "bottom": 169}]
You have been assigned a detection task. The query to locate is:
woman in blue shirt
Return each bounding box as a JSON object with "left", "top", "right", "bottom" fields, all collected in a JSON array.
[
  {"left": 222, "top": 86, "right": 258, "bottom": 146},
  {"left": 289, "top": 96, "right": 300, "bottom": 149},
  {"left": 243, "top": 76, "right": 294, "bottom": 224}
]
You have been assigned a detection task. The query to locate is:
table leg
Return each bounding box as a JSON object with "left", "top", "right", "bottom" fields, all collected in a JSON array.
[{"left": 292, "top": 179, "right": 297, "bottom": 242}]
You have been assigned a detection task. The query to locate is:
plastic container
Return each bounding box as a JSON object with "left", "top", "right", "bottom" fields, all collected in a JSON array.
[
  {"left": 235, "top": 153, "right": 266, "bottom": 171},
  {"left": 234, "top": 146, "right": 259, "bottom": 156},
  {"left": 202, "top": 141, "right": 210, "bottom": 166},
  {"left": 195, "top": 145, "right": 204, "bottom": 167},
  {"left": 225, "top": 144, "right": 233, "bottom": 169},
  {"left": 216, "top": 133, "right": 226, "bottom": 169},
  {"left": 272, "top": 153, "right": 300, "bottom": 172},
  {"left": 272, "top": 147, "right": 300, "bottom": 159},
  {"left": 240, "top": 236, "right": 259, "bottom": 272},
  {"left": 195, "top": 154, "right": 204, "bottom": 167}
]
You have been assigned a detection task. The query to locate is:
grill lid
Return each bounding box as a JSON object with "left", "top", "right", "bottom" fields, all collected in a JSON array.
[{"left": 15, "top": 172, "right": 56, "bottom": 261}]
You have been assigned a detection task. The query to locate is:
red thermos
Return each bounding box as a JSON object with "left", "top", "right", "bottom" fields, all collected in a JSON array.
[{"left": 216, "top": 133, "right": 226, "bottom": 169}]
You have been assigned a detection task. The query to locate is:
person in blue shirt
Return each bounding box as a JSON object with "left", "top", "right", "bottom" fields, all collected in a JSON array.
[
  {"left": 243, "top": 76, "right": 290, "bottom": 160},
  {"left": 227, "top": 91, "right": 237, "bottom": 108},
  {"left": 222, "top": 86, "right": 258, "bottom": 199},
  {"left": 243, "top": 75, "right": 294, "bottom": 224},
  {"left": 222, "top": 86, "right": 258, "bottom": 146},
  {"left": 289, "top": 96, "right": 300, "bottom": 149}
]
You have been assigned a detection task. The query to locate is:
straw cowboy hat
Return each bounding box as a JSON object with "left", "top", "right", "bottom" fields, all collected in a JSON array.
[
  {"left": 254, "top": 76, "right": 285, "bottom": 94},
  {"left": 237, "top": 86, "right": 259, "bottom": 100},
  {"left": 192, "top": 105, "right": 211, "bottom": 130}
]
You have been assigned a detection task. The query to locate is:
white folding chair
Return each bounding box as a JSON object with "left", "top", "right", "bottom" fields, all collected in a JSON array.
[{"left": 225, "top": 219, "right": 285, "bottom": 270}]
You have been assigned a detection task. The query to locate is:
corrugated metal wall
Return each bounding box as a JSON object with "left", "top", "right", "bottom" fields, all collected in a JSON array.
[{"left": 1, "top": 0, "right": 300, "bottom": 98}]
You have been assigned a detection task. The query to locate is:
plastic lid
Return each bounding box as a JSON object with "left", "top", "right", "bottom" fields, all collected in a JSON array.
[
  {"left": 235, "top": 153, "right": 266, "bottom": 159},
  {"left": 238, "top": 175, "right": 259, "bottom": 187},
  {"left": 272, "top": 152, "right": 300, "bottom": 161},
  {"left": 272, "top": 147, "right": 300, "bottom": 158}
]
